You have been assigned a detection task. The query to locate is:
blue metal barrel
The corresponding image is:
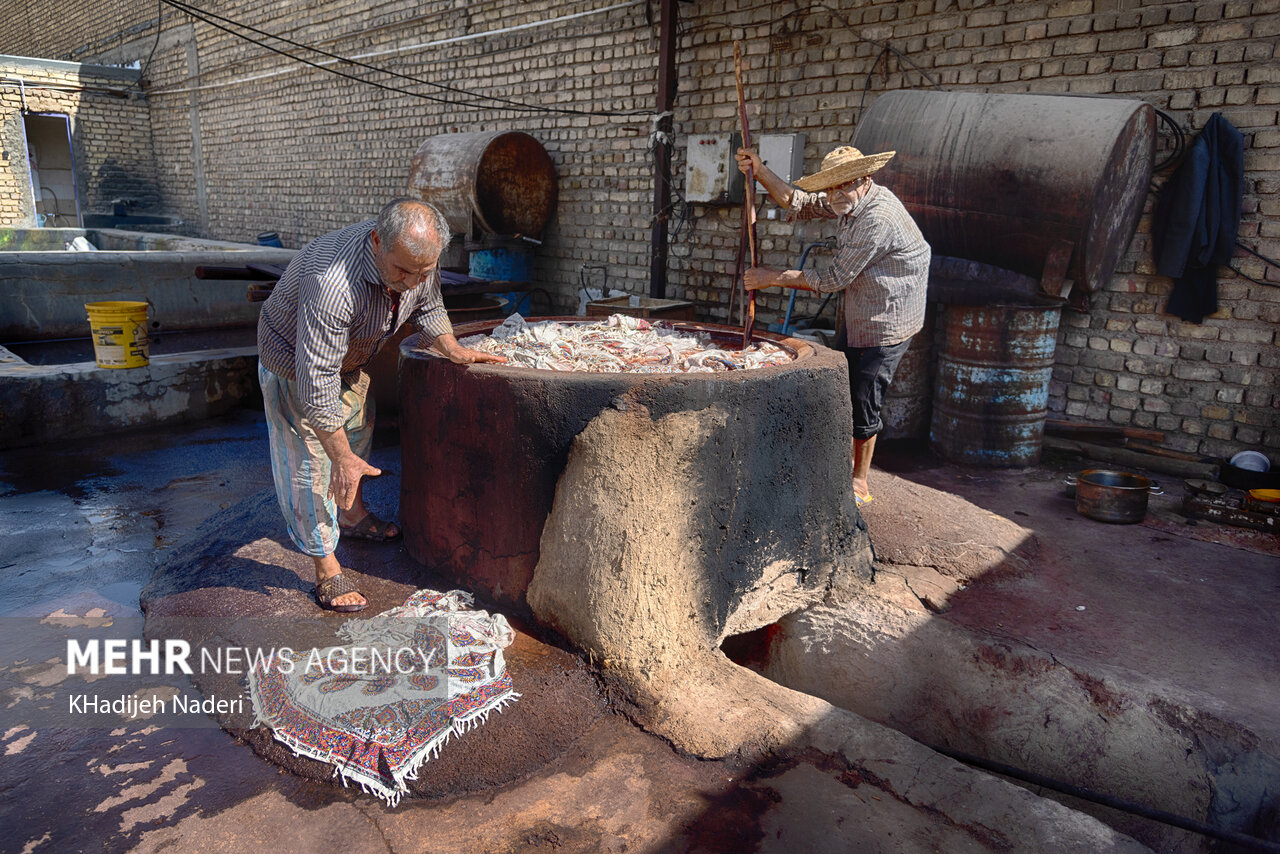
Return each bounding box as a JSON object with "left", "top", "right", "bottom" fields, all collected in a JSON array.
[{"left": 880, "top": 303, "right": 936, "bottom": 440}]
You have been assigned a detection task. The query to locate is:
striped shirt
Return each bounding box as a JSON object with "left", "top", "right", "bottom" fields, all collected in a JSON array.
[
  {"left": 257, "top": 219, "right": 452, "bottom": 430},
  {"left": 790, "top": 182, "right": 931, "bottom": 348}
]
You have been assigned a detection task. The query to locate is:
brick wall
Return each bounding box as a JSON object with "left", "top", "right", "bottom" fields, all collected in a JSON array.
[
  {"left": 0, "top": 57, "right": 160, "bottom": 225},
  {"left": 671, "top": 0, "right": 1279, "bottom": 459},
  {"left": 1, "top": 0, "right": 1275, "bottom": 457}
]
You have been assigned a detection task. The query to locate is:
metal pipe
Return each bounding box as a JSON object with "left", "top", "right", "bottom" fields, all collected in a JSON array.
[
  {"left": 4, "top": 76, "right": 30, "bottom": 111},
  {"left": 781, "top": 240, "right": 829, "bottom": 334},
  {"left": 931, "top": 743, "right": 1280, "bottom": 853}
]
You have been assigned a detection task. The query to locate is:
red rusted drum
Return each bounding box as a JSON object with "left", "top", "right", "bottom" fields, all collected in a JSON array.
[
  {"left": 405, "top": 131, "right": 558, "bottom": 238},
  {"left": 396, "top": 319, "right": 856, "bottom": 611},
  {"left": 852, "top": 91, "right": 1155, "bottom": 294},
  {"left": 930, "top": 300, "right": 1063, "bottom": 467}
]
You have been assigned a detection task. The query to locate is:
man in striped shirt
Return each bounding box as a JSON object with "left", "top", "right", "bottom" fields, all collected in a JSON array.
[
  {"left": 736, "top": 145, "right": 930, "bottom": 507},
  {"left": 257, "top": 198, "right": 505, "bottom": 611}
]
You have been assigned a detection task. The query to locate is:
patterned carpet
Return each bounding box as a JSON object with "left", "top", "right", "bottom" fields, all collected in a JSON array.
[{"left": 249, "top": 589, "right": 518, "bottom": 805}]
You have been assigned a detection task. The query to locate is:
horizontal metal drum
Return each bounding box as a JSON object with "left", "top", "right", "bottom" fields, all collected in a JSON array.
[{"left": 852, "top": 90, "right": 1155, "bottom": 295}]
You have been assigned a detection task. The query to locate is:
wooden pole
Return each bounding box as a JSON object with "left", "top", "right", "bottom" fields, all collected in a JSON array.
[
  {"left": 650, "top": 0, "right": 677, "bottom": 299},
  {"left": 733, "top": 40, "right": 757, "bottom": 347}
]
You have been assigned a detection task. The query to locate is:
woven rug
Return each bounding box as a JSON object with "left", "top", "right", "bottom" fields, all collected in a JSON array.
[{"left": 248, "top": 589, "right": 518, "bottom": 805}]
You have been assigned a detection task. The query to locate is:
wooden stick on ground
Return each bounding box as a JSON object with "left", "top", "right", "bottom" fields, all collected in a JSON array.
[{"left": 1043, "top": 435, "right": 1220, "bottom": 480}]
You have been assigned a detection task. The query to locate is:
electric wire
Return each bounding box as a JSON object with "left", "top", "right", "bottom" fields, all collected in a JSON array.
[
  {"left": 1236, "top": 240, "right": 1280, "bottom": 271},
  {"left": 1153, "top": 107, "right": 1186, "bottom": 172},
  {"left": 858, "top": 45, "right": 892, "bottom": 124},
  {"left": 1229, "top": 248, "right": 1280, "bottom": 287},
  {"left": 159, "top": 0, "right": 590, "bottom": 113},
  {"left": 161, "top": 0, "right": 648, "bottom": 115},
  {"left": 153, "top": 0, "right": 651, "bottom": 117},
  {"left": 134, "top": 0, "right": 164, "bottom": 94},
  {"left": 708, "top": 2, "right": 942, "bottom": 93}
]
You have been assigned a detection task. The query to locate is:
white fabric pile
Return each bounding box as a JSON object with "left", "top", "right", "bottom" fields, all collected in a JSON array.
[{"left": 459, "top": 314, "right": 792, "bottom": 373}]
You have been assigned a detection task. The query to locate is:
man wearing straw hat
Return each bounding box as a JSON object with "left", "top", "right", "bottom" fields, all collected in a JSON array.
[
  {"left": 257, "top": 198, "right": 505, "bottom": 612},
  {"left": 736, "top": 145, "right": 930, "bottom": 507}
]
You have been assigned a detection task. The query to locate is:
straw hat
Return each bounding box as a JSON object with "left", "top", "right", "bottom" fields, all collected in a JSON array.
[{"left": 794, "top": 146, "right": 895, "bottom": 191}]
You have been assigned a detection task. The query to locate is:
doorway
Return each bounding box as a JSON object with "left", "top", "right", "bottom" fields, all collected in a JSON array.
[{"left": 24, "top": 113, "right": 80, "bottom": 227}]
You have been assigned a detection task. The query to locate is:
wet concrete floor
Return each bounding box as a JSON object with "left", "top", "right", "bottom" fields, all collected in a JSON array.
[
  {"left": 1, "top": 409, "right": 1276, "bottom": 852},
  {"left": 0, "top": 411, "right": 787, "bottom": 853}
]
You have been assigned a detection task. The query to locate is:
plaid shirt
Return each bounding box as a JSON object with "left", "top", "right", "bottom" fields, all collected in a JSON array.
[
  {"left": 790, "top": 182, "right": 931, "bottom": 347},
  {"left": 257, "top": 220, "right": 452, "bottom": 430}
]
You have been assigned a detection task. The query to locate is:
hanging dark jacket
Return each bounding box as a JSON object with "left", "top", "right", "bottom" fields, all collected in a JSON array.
[{"left": 1152, "top": 112, "right": 1245, "bottom": 323}]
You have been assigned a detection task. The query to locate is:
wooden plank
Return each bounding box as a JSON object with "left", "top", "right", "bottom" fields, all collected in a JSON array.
[
  {"left": 195, "top": 265, "right": 276, "bottom": 280},
  {"left": 1124, "top": 440, "right": 1219, "bottom": 464},
  {"left": 1043, "top": 435, "right": 1219, "bottom": 480},
  {"left": 1183, "top": 496, "right": 1279, "bottom": 533},
  {"left": 1045, "top": 419, "right": 1164, "bottom": 443}
]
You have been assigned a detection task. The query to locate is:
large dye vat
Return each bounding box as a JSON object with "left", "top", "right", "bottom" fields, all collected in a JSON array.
[
  {"left": 398, "top": 319, "right": 871, "bottom": 631},
  {"left": 0, "top": 227, "right": 294, "bottom": 341}
]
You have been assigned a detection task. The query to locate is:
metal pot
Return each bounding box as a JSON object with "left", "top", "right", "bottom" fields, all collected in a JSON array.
[{"left": 1075, "top": 469, "right": 1163, "bottom": 524}]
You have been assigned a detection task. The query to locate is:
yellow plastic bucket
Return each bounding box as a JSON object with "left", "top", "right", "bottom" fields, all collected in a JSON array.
[{"left": 85, "top": 301, "right": 150, "bottom": 369}]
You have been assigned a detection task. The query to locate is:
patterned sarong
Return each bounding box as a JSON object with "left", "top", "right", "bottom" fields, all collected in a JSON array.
[{"left": 248, "top": 589, "right": 517, "bottom": 805}]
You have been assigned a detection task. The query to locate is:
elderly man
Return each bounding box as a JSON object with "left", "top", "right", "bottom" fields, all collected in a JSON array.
[
  {"left": 736, "top": 146, "right": 930, "bottom": 506},
  {"left": 257, "top": 198, "right": 505, "bottom": 612}
]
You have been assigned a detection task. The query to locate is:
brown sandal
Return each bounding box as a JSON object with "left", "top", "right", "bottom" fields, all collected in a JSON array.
[
  {"left": 339, "top": 512, "right": 401, "bottom": 542},
  {"left": 314, "top": 573, "right": 367, "bottom": 613}
]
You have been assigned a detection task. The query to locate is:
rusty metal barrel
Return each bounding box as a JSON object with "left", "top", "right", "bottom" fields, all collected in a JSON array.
[
  {"left": 852, "top": 91, "right": 1155, "bottom": 295},
  {"left": 406, "top": 131, "right": 558, "bottom": 237},
  {"left": 884, "top": 258, "right": 1044, "bottom": 441},
  {"left": 880, "top": 303, "right": 935, "bottom": 440},
  {"left": 930, "top": 300, "right": 1063, "bottom": 467}
]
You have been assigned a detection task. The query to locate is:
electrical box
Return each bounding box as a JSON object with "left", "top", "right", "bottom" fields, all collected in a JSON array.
[
  {"left": 758, "top": 133, "right": 806, "bottom": 191},
  {"left": 684, "top": 133, "right": 743, "bottom": 205}
]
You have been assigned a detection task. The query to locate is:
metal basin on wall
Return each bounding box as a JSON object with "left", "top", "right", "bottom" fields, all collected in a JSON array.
[
  {"left": 852, "top": 90, "right": 1155, "bottom": 295},
  {"left": 405, "top": 131, "right": 558, "bottom": 238},
  {"left": 397, "top": 319, "right": 859, "bottom": 612}
]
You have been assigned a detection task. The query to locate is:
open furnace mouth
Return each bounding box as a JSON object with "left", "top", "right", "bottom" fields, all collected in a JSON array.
[{"left": 458, "top": 313, "right": 795, "bottom": 373}]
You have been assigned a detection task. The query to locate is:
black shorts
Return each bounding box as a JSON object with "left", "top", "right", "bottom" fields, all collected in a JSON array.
[{"left": 844, "top": 338, "right": 912, "bottom": 440}]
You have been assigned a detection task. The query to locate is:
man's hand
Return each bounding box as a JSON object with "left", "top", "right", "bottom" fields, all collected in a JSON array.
[
  {"left": 444, "top": 346, "right": 507, "bottom": 365},
  {"left": 745, "top": 267, "right": 812, "bottom": 292},
  {"left": 745, "top": 266, "right": 780, "bottom": 290},
  {"left": 735, "top": 148, "right": 794, "bottom": 209},
  {"left": 313, "top": 425, "right": 379, "bottom": 511},
  {"left": 329, "top": 451, "right": 380, "bottom": 511},
  {"left": 429, "top": 333, "right": 508, "bottom": 365}
]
